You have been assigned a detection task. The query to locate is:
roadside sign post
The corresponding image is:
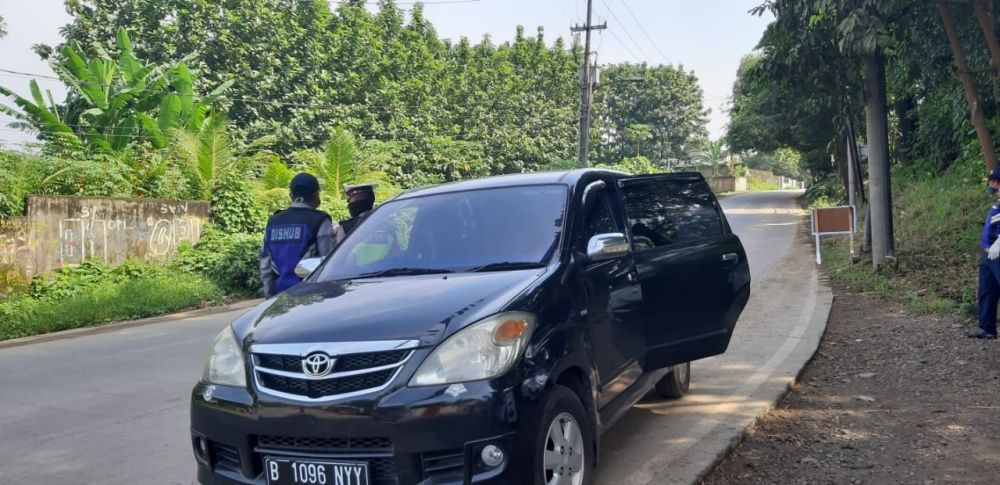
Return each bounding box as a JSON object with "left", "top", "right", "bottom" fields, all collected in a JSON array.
[{"left": 811, "top": 205, "right": 857, "bottom": 265}]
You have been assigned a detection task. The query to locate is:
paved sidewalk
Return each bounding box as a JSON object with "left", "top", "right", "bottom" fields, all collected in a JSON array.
[{"left": 594, "top": 224, "right": 833, "bottom": 485}]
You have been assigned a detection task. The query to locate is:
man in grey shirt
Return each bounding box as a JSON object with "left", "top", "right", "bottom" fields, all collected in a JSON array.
[{"left": 259, "top": 173, "right": 341, "bottom": 298}]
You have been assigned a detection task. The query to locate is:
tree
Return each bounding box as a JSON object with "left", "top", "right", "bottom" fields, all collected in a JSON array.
[
  {"left": 1, "top": 28, "right": 231, "bottom": 154},
  {"left": 0, "top": 14, "right": 7, "bottom": 39},
  {"left": 591, "top": 63, "right": 709, "bottom": 166},
  {"left": 173, "top": 113, "right": 275, "bottom": 199},
  {"left": 697, "top": 140, "right": 727, "bottom": 176}
]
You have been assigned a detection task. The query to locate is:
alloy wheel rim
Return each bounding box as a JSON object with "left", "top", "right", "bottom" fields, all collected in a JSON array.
[{"left": 543, "top": 412, "right": 585, "bottom": 485}]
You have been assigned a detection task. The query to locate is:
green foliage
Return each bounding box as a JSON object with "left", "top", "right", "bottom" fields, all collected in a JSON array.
[
  {"left": 173, "top": 227, "right": 263, "bottom": 295},
  {"left": 0, "top": 269, "right": 223, "bottom": 340},
  {"left": 804, "top": 173, "right": 846, "bottom": 206},
  {"left": 748, "top": 178, "right": 780, "bottom": 192},
  {"left": 210, "top": 174, "right": 266, "bottom": 234},
  {"left": 746, "top": 148, "right": 805, "bottom": 180},
  {"left": 696, "top": 140, "right": 727, "bottom": 176},
  {"left": 44, "top": 2, "right": 707, "bottom": 183},
  {"left": 1, "top": 27, "right": 231, "bottom": 154},
  {"left": 262, "top": 158, "right": 294, "bottom": 190},
  {"left": 820, "top": 159, "right": 986, "bottom": 315},
  {"left": 592, "top": 63, "right": 708, "bottom": 166},
  {"left": 597, "top": 156, "right": 665, "bottom": 175}
]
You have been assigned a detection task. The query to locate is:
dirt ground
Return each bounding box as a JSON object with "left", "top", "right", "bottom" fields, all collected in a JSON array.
[{"left": 702, "top": 286, "right": 1000, "bottom": 485}]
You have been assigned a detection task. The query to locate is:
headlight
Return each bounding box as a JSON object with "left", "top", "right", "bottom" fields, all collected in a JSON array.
[
  {"left": 202, "top": 326, "right": 247, "bottom": 387},
  {"left": 410, "top": 312, "right": 535, "bottom": 386}
]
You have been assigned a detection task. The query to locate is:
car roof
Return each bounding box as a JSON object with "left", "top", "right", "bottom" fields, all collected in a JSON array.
[{"left": 392, "top": 168, "right": 628, "bottom": 200}]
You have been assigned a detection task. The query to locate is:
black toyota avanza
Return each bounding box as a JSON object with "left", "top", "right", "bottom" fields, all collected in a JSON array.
[{"left": 191, "top": 169, "right": 750, "bottom": 485}]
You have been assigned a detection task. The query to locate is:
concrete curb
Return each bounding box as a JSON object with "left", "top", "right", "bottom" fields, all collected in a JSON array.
[
  {"left": 0, "top": 299, "right": 262, "bottom": 350},
  {"left": 692, "top": 221, "right": 835, "bottom": 484}
]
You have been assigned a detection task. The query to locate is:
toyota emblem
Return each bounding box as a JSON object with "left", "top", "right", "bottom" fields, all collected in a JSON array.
[{"left": 302, "top": 352, "right": 335, "bottom": 378}]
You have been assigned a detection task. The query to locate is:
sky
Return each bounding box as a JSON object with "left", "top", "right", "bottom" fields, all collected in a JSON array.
[{"left": 0, "top": 0, "right": 774, "bottom": 149}]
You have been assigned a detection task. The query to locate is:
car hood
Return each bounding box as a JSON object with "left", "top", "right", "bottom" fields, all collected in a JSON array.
[{"left": 236, "top": 269, "right": 547, "bottom": 346}]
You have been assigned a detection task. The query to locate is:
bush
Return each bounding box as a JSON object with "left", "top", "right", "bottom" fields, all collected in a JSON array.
[
  {"left": 27, "top": 260, "right": 160, "bottom": 301},
  {"left": 0, "top": 271, "right": 224, "bottom": 340},
  {"left": 211, "top": 174, "right": 266, "bottom": 234},
  {"left": 173, "top": 226, "right": 263, "bottom": 295}
]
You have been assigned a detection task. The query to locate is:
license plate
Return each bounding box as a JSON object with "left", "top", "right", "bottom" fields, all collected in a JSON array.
[{"left": 263, "top": 457, "right": 370, "bottom": 485}]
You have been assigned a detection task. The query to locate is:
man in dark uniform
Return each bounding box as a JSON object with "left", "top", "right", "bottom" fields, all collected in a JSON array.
[
  {"left": 259, "top": 173, "right": 338, "bottom": 298},
  {"left": 969, "top": 169, "right": 1000, "bottom": 338},
  {"left": 339, "top": 183, "right": 378, "bottom": 235}
]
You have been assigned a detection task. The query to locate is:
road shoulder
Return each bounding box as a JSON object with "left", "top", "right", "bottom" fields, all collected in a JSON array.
[
  {"left": 703, "top": 283, "right": 1000, "bottom": 484},
  {"left": 0, "top": 299, "right": 261, "bottom": 350},
  {"left": 595, "top": 222, "right": 833, "bottom": 485}
]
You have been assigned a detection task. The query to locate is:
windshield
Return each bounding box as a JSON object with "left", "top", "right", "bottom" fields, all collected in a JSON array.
[{"left": 317, "top": 184, "right": 567, "bottom": 280}]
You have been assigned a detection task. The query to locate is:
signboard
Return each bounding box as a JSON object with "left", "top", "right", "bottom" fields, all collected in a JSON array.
[{"left": 810, "top": 205, "right": 856, "bottom": 264}]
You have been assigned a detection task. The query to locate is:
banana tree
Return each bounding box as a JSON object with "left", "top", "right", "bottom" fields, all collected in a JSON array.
[{"left": 0, "top": 27, "right": 231, "bottom": 153}]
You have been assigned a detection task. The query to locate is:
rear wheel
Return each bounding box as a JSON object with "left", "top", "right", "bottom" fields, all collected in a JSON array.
[
  {"left": 533, "top": 385, "right": 593, "bottom": 485},
  {"left": 654, "top": 361, "right": 690, "bottom": 399}
]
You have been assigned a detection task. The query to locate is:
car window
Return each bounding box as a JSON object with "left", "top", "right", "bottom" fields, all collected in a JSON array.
[
  {"left": 620, "top": 177, "right": 723, "bottom": 250},
  {"left": 317, "top": 185, "right": 567, "bottom": 279},
  {"left": 578, "top": 189, "right": 618, "bottom": 248}
]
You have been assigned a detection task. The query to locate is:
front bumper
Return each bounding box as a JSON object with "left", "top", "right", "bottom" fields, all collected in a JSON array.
[{"left": 190, "top": 378, "right": 534, "bottom": 485}]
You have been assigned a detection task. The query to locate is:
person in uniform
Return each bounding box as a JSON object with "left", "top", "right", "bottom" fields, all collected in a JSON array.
[
  {"left": 259, "top": 173, "right": 338, "bottom": 298},
  {"left": 339, "top": 183, "right": 378, "bottom": 235},
  {"left": 970, "top": 169, "right": 1000, "bottom": 339}
]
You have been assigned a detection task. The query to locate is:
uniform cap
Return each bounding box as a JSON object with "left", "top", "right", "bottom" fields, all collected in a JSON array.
[
  {"left": 290, "top": 172, "right": 321, "bottom": 198},
  {"left": 989, "top": 169, "right": 1000, "bottom": 182},
  {"left": 344, "top": 183, "right": 378, "bottom": 196}
]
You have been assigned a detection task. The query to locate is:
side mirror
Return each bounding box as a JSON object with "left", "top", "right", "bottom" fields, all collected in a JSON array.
[
  {"left": 586, "top": 233, "right": 630, "bottom": 262},
  {"left": 294, "top": 257, "right": 323, "bottom": 279}
]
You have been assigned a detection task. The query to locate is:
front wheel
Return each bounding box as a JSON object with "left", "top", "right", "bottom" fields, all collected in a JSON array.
[
  {"left": 534, "top": 385, "right": 594, "bottom": 485},
  {"left": 654, "top": 361, "right": 691, "bottom": 399}
]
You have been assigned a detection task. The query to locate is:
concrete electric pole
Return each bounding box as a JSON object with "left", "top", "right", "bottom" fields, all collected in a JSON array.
[{"left": 572, "top": 0, "right": 606, "bottom": 168}]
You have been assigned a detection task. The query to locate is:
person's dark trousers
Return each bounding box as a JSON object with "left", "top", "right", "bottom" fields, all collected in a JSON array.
[{"left": 978, "top": 256, "right": 1000, "bottom": 334}]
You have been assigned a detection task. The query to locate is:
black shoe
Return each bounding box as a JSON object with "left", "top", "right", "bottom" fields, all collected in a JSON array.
[{"left": 967, "top": 329, "right": 998, "bottom": 339}]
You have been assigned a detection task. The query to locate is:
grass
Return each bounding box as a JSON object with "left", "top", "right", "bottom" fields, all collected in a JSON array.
[
  {"left": 0, "top": 272, "right": 225, "bottom": 341},
  {"left": 818, "top": 164, "right": 984, "bottom": 317},
  {"left": 749, "top": 178, "right": 780, "bottom": 192}
]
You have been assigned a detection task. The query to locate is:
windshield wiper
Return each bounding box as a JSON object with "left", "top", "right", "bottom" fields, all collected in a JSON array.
[
  {"left": 467, "top": 261, "right": 546, "bottom": 273},
  {"left": 354, "top": 267, "right": 455, "bottom": 278}
]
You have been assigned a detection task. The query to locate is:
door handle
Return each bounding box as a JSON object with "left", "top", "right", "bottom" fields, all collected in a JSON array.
[
  {"left": 626, "top": 269, "right": 639, "bottom": 284},
  {"left": 722, "top": 252, "right": 739, "bottom": 263}
]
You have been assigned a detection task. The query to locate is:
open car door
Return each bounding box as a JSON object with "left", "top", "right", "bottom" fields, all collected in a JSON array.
[{"left": 617, "top": 173, "right": 750, "bottom": 370}]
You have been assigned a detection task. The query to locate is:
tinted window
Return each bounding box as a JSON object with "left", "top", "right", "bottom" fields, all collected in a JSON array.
[
  {"left": 579, "top": 189, "right": 618, "bottom": 247},
  {"left": 317, "top": 185, "right": 567, "bottom": 279},
  {"left": 621, "top": 178, "right": 723, "bottom": 249}
]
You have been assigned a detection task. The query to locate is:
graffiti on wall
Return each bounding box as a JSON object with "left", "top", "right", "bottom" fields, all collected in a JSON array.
[
  {"left": 0, "top": 196, "right": 211, "bottom": 286},
  {"left": 56, "top": 201, "right": 203, "bottom": 265}
]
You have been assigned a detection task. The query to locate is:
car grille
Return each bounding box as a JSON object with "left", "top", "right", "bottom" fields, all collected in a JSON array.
[
  {"left": 254, "top": 436, "right": 397, "bottom": 485},
  {"left": 258, "top": 435, "right": 392, "bottom": 452},
  {"left": 211, "top": 442, "right": 241, "bottom": 471},
  {"left": 421, "top": 449, "right": 465, "bottom": 481},
  {"left": 251, "top": 342, "right": 416, "bottom": 401},
  {"left": 257, "top": 350, "right": 410, "bottom": 373}
]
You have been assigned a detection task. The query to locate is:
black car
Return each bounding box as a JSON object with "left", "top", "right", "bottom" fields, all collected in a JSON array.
[{"left": 191, "top": 169, "right": 750, "bottom": 485}]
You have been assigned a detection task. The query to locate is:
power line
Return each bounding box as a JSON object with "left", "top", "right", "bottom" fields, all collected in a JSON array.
[
  {"left": 599, "top": 22, "right": 640, "bottom": 63},
  {"left": 616, "top": 0, "right": 672, "bottom": 65},
  {"left": 597, "top": 0, "right": 652, "bottom": 62}
]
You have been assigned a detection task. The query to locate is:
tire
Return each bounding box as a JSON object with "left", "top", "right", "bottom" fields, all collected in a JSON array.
[
  {"left": 654, "top": 361, "right": 691, "bottom": 399},
  {"left": 533, "top": 385, "right": 594, "bottom": 485}
]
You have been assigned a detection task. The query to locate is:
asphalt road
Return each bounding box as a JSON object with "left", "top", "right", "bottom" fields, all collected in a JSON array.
[{"left": 0, "top": 190, "right": 811, "bottom": 485}]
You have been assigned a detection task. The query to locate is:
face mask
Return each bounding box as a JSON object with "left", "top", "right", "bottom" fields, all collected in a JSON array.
[
  {"left": 348, "top": 199, "right": 373, "bottom": 217},
  {"left": 989, "top": 187, "right": 999, "bottom": 196}
]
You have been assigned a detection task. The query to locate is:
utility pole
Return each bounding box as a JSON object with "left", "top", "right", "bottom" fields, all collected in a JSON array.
[{"left": 572, "top": 0, "right": 606, "bottom": 168}]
